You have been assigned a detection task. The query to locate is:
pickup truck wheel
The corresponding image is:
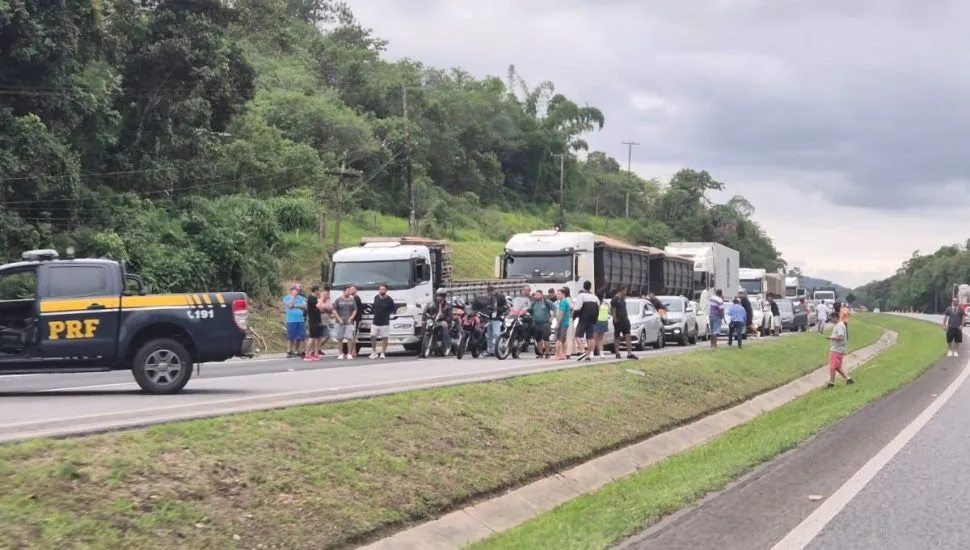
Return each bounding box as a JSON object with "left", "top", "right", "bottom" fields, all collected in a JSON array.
[{"left": 131, "top": 338, "right": 193, "bottom": 394}]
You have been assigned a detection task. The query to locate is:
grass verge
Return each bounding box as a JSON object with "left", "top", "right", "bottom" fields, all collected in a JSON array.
[
  {"left": 0, "top": 322, "right": 882, "bottom": 550},
  {"left": 468, "top": 314, "right": 941, "bottom": 550}
]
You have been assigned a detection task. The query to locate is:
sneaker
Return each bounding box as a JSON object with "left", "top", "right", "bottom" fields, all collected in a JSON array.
[
  {"left": 312, "top": 354, "right": 322, "bottom": 361},
  {"left": 825, "top": 382, "right": 835, "bottom": 388},
  {"left": 576, "top": 351, "right": 589, "bottom": 362},
  {"left": 304, "top": 354, "right": 315, "bottom": 361},
  {"left": 369, "top": 353, "right": 379, "bottom": 359},
  {"left": 627, "top": 353, "right": 638, "bottom": 360},
  {"left": 956, "top": 352, "right": 961, "bottom": 358},
  {"left": 337, "top": 354, "right": 345, "bottom": 360},
  {"left": 846, "top": 378, "right": 855, "bottom": 385},
  {"left": 379, "top": 353, "right": 386, "bottom": 359},
  {"left": 286, "top": 352, "right": 296, "bottom": 358}
]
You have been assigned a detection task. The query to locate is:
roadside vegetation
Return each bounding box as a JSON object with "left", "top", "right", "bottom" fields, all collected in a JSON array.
[
  {"left": 0, "top": 322, "right": 881, "bottom": 549},
  {"left": 2, "top": 0, "right": 784, "bottom": 318},
  {"left": 470, "top": 314, "right": 941, "bottom": 550},
  {"left": 854, "top": 242, "right": 970, "bottom": 312}
]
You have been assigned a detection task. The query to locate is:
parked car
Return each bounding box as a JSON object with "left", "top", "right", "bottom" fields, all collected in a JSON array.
[
  {"left": 777, "top": 298, "right": 808, "bottom": 332},
  {"left": 805, "top": 301, "right": 818, "bottom": 327},
  {"left": 659, "top": 295, "right": 698, "bottom": 346},
  {"left": 691, "top": 300, "right": 710, "bottom": 341},
  {"left": 620, "top": 298, "right": 665, "bottom": 351},
  {"left": 748, "top": 296, "right": 767, "bottom": 336}
]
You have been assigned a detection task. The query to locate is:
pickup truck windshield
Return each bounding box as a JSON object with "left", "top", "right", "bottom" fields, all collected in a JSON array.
[
  {"left": 332, "top": 260, "right": 411, "bottom": 290},
  {"left": 505, "top": 254, "right": 572, "bottom": 282}
]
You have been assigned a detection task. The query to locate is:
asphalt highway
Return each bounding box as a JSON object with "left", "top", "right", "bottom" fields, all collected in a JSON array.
[
  {"left": 0, "top": 334, "right": 790, "bottom": 443},
  {"left": 617, "top": 313, "right": 966, "bottom": 550}
]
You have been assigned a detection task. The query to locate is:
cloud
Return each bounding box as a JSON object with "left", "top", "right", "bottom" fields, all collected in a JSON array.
[{"left": 347, "top": 0, "right": 970, "bottom": 286}]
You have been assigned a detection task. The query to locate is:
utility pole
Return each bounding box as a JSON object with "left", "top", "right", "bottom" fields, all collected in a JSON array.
[
  {"left": 621, "top": 140, "right": 639, "bottom": 218},
  {"left": 403, "top": 84, "right": 416, "bottom": 236},
  {"left": 552, "top": 153, "right": 565, "bottom": 230}
]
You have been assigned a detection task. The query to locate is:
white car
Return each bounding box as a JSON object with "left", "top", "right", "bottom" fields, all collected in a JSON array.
[
  {"left": 748, "top": 296, "right": 767, "bottom": 335},
  {"left": 691, "top": 300, "right": 709, "bottom": 341},
  {"left": 621, "top": 298, "right": 665, "bottom": 350},
  {"left": 659, "top": 295, "right": 698, "bottom": 346}
]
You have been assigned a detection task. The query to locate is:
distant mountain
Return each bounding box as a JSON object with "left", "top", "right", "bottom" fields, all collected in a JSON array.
[{"left": 799, "top": 275, "right": 852, "bottom": 297}]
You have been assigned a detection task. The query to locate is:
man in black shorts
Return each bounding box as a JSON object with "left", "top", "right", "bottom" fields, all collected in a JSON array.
[
  {"left": 611, "top": 289, "right": 636, "bottom": 360},
  {"left": 574, "top": 280, "right": 600, "bottom": 360},
  {"left": 943, "top": 297, "right": 966, "bottom": 358}
]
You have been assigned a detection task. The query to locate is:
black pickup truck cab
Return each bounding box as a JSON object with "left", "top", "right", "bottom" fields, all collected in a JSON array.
[{"left": 0, "top": 249, "right": 253, "bottom": 394}]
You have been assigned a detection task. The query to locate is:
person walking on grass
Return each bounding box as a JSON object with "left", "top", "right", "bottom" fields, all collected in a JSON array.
[
  {"left": 333, "top": 287, "right": 358, "bottom": 360},
  {"left": 369, "top": 284, "right": 395, "bottom": 359},
  {"left": 826, "top": 314, "right": 854, "bottom": 387},
  {"left": 943, "top": 297, "right": 966, "bottom": 357},
  {"left": 554, "top": 287, "right": 572, "bottom": 360},
  {"left": 611, "top": 289, "right": 637, "bottom": 360},
  {"left": 726, "top": 298, "right": 746, "bottom": 348},
  {"left": 284, "top": 284, "right": 307, "bottom": 358}
]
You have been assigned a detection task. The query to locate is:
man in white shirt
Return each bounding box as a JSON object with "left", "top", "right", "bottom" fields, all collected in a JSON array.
[{"left": 816, "top": 301, "right": 829, "bottom": 333}]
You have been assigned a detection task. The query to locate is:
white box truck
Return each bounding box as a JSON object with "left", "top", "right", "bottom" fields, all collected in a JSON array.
[{"left": 664, "top": 242, "right": 740, "bottom": 302}]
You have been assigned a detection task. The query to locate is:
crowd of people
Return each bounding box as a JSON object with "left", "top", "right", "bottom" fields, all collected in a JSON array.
[
  {"left": 281, "top": 281, "right": 857, "bottom": 386},
  {"left": 279, "top": 281, "right": 677, "bottom": 361}
]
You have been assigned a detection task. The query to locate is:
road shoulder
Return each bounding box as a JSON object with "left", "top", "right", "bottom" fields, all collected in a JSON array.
[{"left": 615, "top": 327, "right": 960, "bottom": 550}]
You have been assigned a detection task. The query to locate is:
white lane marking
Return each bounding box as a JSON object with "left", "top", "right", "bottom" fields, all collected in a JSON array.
[{"left": 771, "top": 346, "right": 970, "bottom": 549}]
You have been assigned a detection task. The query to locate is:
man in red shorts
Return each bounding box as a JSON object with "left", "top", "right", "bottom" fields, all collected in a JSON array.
[{"left": 826, "top": 314, "right": 854, "bottom": 388}]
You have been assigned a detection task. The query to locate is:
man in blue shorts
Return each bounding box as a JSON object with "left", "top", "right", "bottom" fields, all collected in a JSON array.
[{"left": 284, "top": 284, "right": 307, "bottom": 358}]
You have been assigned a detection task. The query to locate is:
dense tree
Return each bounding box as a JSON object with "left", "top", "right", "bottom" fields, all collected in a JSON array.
[
  {"left": 0, "top": 0, "right": 784, "bottom": 296},
  {"left": 854, "top": 245, "right": 970, "bottom": 312}
]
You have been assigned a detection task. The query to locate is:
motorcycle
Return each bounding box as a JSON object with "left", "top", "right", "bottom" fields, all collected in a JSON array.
[
  {"left": 456, "top": 310, "right": 487, "bottom": 359},
  {"left": 496, "top": 311, "right": 534, "bottom": 360},
  {"left": 419, "top": 313, "right": 453, "bottom": 358}
]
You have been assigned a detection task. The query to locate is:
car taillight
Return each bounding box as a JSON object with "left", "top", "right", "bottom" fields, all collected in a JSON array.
[{"left": 232, "top": 299, "right": 248, "bottom": 332}]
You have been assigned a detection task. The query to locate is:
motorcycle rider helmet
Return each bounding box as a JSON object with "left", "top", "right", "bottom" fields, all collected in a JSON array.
[
  {"left": 452, "top": 296, "right": 465, "bottom": 308},
  {"left": 435, "top": 288, "right": 448, "bottom": 299}
]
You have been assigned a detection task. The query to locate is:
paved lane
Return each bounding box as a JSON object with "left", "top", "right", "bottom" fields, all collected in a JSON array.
[
  {"left": 617, "top": 313, "right": 962, "bottom": 550},
  {"left": 0, "top": 334, "right": 793, "bottom": 443}
]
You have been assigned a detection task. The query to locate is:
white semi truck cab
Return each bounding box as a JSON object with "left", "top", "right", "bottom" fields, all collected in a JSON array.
[{"left": 329, "top": 237, "right": 524, "bottom": 352}]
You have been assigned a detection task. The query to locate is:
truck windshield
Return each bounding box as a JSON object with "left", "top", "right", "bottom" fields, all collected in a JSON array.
[
  {"left": 740, "top": 280, "right": 763, "bottom": 294},
  {"left": 785, "top": 286, "right": 797, "bottom": 297},
  {"left": 505, "top": 254, "right": 572, "bottom": 283},
  {"left": 332, "top": 260, "right": 411, "bottom": 290},
  {"left": 815, "top": 291, "right": 835, "bottom": 300}
]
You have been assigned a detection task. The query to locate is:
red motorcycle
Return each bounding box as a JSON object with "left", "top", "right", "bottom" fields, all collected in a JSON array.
[{"left": 456, "top": 309, "right": 487, "bottom": 359}]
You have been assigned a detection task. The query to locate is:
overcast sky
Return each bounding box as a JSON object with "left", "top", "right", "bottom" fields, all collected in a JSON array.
[{"left": 349, "top": 0, "right": 969, "bottom": 288}]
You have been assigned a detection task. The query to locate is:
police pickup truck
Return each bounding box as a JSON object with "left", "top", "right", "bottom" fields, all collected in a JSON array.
[{"left": 0, "top": 249, "right": 253, "bottom": 394}]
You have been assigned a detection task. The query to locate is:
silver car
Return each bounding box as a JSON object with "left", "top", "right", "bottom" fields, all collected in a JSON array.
[
  {"left": 659, "top": 295, "right": 699, "bottom": 346},
  {"left": 621, "top": 298, "right": 666, "bottom": 351}
]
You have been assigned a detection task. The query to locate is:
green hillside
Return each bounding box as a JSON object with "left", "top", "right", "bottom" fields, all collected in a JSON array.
[{"left": 2, "top": 1, "right": 788, "bottom": 351}]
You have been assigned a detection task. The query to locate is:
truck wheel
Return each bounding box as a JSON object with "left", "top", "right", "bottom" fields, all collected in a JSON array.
[{"left": 131, "top": 338, "right": 193, "bottom": 394}]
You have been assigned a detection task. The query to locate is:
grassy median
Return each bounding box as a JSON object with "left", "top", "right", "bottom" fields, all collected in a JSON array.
[
  {"left": 470, "top": 314, "right": 941, "bottom": 550},
  {"left": 0, "top": 322, "right": 883, "bottom": 550}
]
